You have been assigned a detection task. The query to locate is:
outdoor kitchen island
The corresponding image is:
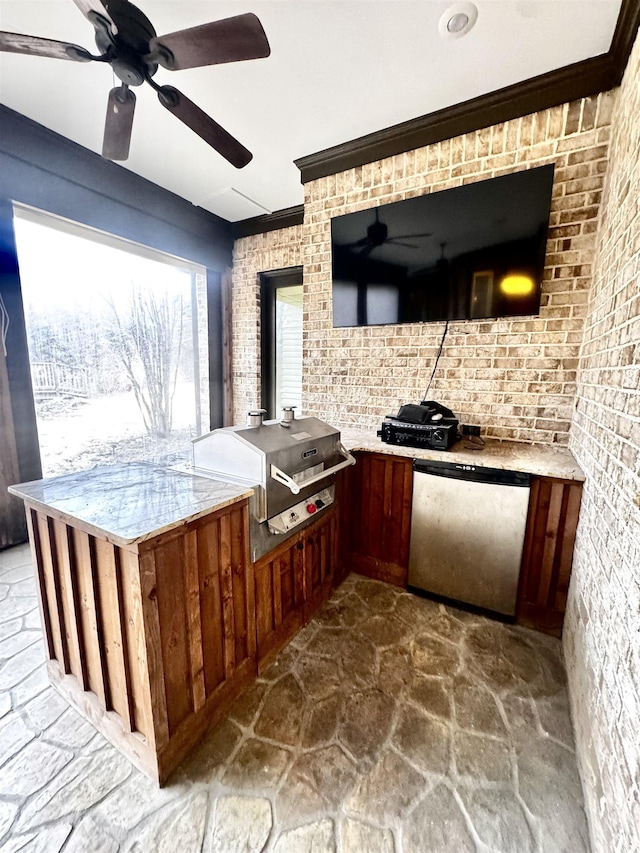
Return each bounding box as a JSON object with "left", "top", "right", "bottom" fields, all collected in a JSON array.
[{"left": 8, "top": 462, "right": 257, "bottom": 785}]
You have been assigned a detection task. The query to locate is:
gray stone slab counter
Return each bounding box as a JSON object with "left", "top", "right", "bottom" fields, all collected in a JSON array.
[
  {"left": 340, "top": 428, "right": 586, "bottom": 482},
  {"left": 8, "top": 461, "right": 254, "bottom": 548}
]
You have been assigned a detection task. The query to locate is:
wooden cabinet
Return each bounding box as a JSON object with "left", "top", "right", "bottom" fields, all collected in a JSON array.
[
  {"left": 517, "top": 476, "right": 583, "bottom": 637},
  {"left": 339, "top": 450, "right": 583, "bottom": 636},
  {"left": 303, "top": 510, "right": 336, "bottom": 621},
  {"left": 23, "top": 498, "right": 256, "bottom": 785},
  {"left": 340, "top": 451, "right": 413, "bottom": 587},
  {"left": 254, "top": 508, "right": 336, "bottom": 672}
]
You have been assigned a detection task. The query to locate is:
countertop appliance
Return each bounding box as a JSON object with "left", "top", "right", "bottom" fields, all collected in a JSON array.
[
  {"left": 408, "top": 459, "right": 531, "bottom": 617},
  {"left": 378, "top": 400, "right": 459, "bottom": 450},
  {"left": 191, "top": 408, "right": 355, "bottom": 560}
]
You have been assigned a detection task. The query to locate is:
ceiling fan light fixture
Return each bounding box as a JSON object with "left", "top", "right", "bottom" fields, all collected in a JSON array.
[{"left": 439, "top": 2, "right": 478, "bottom": 39}]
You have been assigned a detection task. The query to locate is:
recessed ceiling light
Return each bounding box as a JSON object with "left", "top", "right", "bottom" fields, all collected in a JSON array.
[{"left": 439, "top": 2, "right": 478, "bottom": 39}]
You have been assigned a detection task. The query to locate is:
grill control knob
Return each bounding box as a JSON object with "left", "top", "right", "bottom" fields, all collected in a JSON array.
[
  {"left": 306, "top": 503, "right": 317, "bottom": 514},
  {"left": 315, "top": 499, "right": 325, "bottom": 509}
]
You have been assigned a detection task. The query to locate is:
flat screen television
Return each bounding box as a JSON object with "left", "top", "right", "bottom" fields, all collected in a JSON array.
[{"left": 331, "top": 164, "right": 555, "bottom": 327}]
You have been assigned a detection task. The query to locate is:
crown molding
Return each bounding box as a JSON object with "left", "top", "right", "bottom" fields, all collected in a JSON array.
[
  {"left": 232, "top": 205, "right": 304, "bottom": 239},
  {"left": 235, "top": 0, "right": 639, "bottom": 234},
  {"left": 295, "top": 0, "right": 639, "bottom": 184}
]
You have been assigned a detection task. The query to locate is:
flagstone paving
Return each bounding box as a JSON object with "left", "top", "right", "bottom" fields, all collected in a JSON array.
[{"left": 0, "top": 543, "right": 590, "bottom": 852}]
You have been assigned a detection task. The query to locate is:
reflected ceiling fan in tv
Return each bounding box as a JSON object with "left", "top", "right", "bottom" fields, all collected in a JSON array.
[
  {"left": 331, "top": 164, "right": 555, "bottom": 328},
  {"left": 345, "top": 208, "right": 432, "bottom": 258}
]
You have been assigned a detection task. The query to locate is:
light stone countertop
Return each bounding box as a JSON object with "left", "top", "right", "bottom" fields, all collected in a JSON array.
[
  {"left": 9, "top": 462, "right": 254, "bottom": 548},
  {"left": 340, "top": 427, "right": 586, "bottom": 481}
]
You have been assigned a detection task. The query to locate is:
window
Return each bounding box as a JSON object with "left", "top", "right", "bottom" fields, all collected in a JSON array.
[
  {"left": 260, "top": 268, "right": 303, "bottom": 420},
  {"left": 13, "top": 205, "right": 209, "bottom": 477}
]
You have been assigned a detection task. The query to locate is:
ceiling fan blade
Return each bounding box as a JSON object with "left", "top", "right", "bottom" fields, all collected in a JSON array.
[
  {"left": 345, "top": 237, "right": 370, "bottom": 249},
  {"left": 0, "top": 31, "right": 92, "bottom": 62},
  {"left": 386, "top": 239, "right": 419, "bottom": 249},
  {"left": 359, "top": 244, "right": 376, "bottom": 258},
  {"left": 71, "top": 0, "right": 117, "bottom": 35},
  {"left": 102, "top": 87, "right": 136, "bottom": 161},
  {"left": 392, "top": 232, "right": 433, "bottom": 240},
  {"left": 157, "top": 86, "right": 252, "bottom": 168},
  {"left": 148, "top": 13, "right": 270, "bottom": 71}
]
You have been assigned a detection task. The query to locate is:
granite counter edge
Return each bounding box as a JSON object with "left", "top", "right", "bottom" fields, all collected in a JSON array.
[
  {"left": 340, "top": 433, "right": 586, "bottom": 482},
  {"left": 9, "top": 484, "right": 255, "bottom": 549}
]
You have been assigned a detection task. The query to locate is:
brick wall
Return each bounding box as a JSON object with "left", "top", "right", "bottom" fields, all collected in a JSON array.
[
  {"left": 232, "top": 96, "right": 614, "bottom": 442},
  {"left": 302, "top": 97, "right": 614, "bottom": 442},
  {"left": 564, "top": 33, "right": 640, "bottom": 853},
  {"left": 231, "top": 224, "right": 303, "bottom": 422}
]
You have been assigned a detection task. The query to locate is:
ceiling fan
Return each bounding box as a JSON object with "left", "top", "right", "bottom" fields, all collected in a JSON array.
[
  {"left": 346, "top": 208, "right": 432, "bottom": 258},
  {"left": 0, "top": 0, "right": 270, "bottom": 166}
]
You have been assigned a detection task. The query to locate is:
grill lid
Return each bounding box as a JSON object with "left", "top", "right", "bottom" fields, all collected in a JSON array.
[{"left": 191, "top": 411, "right": 355, "bottom": 522}]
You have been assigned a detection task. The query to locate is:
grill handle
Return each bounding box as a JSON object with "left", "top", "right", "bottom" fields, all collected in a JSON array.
[{"left": 270, "top": 443, "right": 356, "bottom": 495}]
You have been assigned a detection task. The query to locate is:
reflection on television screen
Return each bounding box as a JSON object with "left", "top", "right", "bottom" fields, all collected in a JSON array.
[{"left": 330, "top": 164, "right": 555, "bottom": 327}]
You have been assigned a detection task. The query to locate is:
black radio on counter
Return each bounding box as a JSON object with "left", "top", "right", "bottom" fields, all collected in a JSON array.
[{"left": 377, "top": 400, "right": 460, "bottom": 451}]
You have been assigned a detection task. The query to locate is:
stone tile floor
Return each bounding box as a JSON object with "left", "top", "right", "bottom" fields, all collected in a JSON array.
[{"left": 0, "top": 543, "right": 590, "bottom": 852}]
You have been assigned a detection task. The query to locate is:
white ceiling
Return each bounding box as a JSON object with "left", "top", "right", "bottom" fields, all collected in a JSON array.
[{"left": 0, "top": 1, "right": 622, "bottom": 221}]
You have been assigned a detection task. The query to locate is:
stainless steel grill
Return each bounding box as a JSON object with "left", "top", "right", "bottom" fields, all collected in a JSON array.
[{"left": 191, "top": 409, "right": 355, "bottom": 560}]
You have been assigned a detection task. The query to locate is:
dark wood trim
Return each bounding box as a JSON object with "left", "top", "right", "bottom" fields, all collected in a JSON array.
[
  {"left": 207, "top": 270, "right": 224, "bottom": 431},
  {"left": 221, "top": 269, "right": 234, "bottom": 427},
  {"left": 233, "top": 205, "right": 304, "bottom": 239},
  {"left": 295, "top": 0, "right": 640, "bottom": 184},
  {"left": 610, "top": 0, "right": 640, "bottom": 83},
  {"left": 295, "top": 56, "right": 613, "bottom": 183}
]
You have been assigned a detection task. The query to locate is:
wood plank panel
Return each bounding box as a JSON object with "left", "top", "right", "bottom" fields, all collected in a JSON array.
[
  {"left": 25, "top": 508, "right": 54, "bottom": 660},
  {"left": 368, "top": 455, "right": 385, "bottom": 560},
  {"left": 303, "top": 511, "right": 336, "bottom": 622},
  {"left": 398, "top": 459, "right": 414, "bottom": 567},
  {"left": 255, "top": 559, "right": 274, "bottom": 649},
  {"left": 196, "top": 516, "right": 224, "bottom": 697},
  {"left": 72, "top": 529, "right": 108, "bottom": 709},
  {"left": 517, "top": 477, "right": 583, "bottom": 636},
  {"left": 341, "top": 452, "right": 413, "bottom": 587},
  {"left": 47, "top": 660, "right": 159, "bottom": 783},
  {"left": 241, "top": 505, "right": 256, "bottom": 662},
  {"left": 93, "top": 539, "right": 133, "bottom": 730},
  {"left": 272, "top": 553, "right": 282, "bottom": 628},
  {"left": 334, "top": 465, "right": 355, "bottom": 587},
  {"left": 279, "top": 550, "right": 295, "bottom": 618},
  {"left": 184, "top": 530, "right": 206, "bottom": 713},
  {"left": 152, "top": 536, "right": 193, "bottom": 736},
  {"left": 383, "top": 460, "right": 401, "bottom": 564},
  {"left": 138, "top": 549, "right": 170, "bottom": 749},
  {"left": 156, "top": 657, "right": 256, "bottom": 785},
  {"left": 230, "top": 505, "right": 248, "bottom": 665},
  {"left": 538, "top": 482, "right": 565, "bottom": 605},
  {"left": 358, "top": 452, "right": 371, "bottom": 557},
  {"left": 119, "top": 548, "right": 155, "bottom": 741},
  {"left": 52, "top": 520, "right": 87, "bottom": 689},
  {"left": 36, "top": 513, "right": 69, "bottom": 672},
  {"left": 554, "top": 482, "right": 583, "bottom": 611},
  {"left": 219, "top": 512, "right": 236, "bottom": 679}
]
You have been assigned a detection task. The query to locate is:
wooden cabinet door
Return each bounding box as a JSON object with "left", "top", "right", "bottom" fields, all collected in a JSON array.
[
  {"left": 342, "top": 451, "right": 413, "bottom": 586},
  {"left": 253, "top": 509, "right": 337, "bottom": 672},
  {"left": 303, "top": 510, "right": 336, "bottom": 621},
  {"left": 254, "top": 531, "right": 305, "bottom": 671},
  {"left": 517, "top": 476, "right": 583, "bottom": 637}
]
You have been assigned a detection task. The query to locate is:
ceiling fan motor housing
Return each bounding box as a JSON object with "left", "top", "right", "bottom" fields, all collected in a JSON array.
[{"left": 98, "top": 0, "right": 158, "bottom": 85}]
